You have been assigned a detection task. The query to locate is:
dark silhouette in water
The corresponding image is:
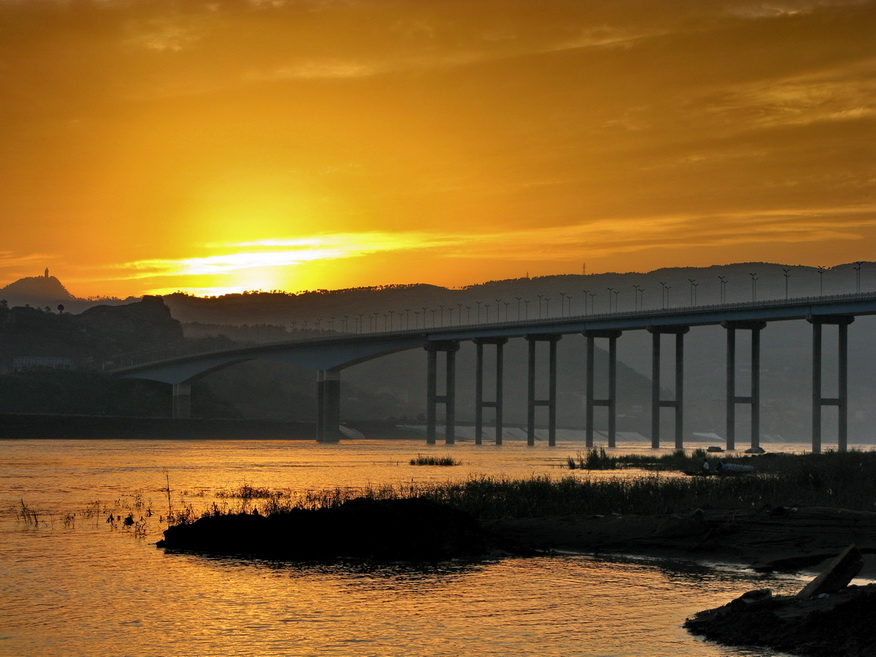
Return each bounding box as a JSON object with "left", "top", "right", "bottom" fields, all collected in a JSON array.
[{"left": 157, "top": 497, "right": 494, "bottom": 561}]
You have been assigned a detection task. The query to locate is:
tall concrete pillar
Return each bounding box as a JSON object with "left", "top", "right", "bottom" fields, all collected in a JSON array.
[
  {"left": 425, "top": 341, "right": 460, "bottom": 445},
  {"left": 648, "top": 326, "right": 689, "bottom": 449},
  {"left": 583, "top": 330, "right": 623, "bottom": 448},
  {"left": 316, "top": 369, "right": 342, "bottom": 443},
  {"left": 722, "top": 321, "right": 767, "bottom": 451},
  {"left": 526, "top": 334, "right": 562, "bottom": 446},
  {"left": 474, "top": 337, "right": 508, "bottom": 445},
  {"left": 172, "top": 382, "right": 192, "bottom": 419},
  {"left": 808, "top": 315, "right": 854, "bottom": 452}
]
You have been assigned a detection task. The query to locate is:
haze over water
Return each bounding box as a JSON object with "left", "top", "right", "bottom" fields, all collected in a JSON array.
[{"left": 1, "top": 438, "right": 818, "bottom": 657}]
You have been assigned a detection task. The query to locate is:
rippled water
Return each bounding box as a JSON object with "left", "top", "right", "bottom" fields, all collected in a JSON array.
[{"left": 0, "top": 439, "right": 811, "bottom": 656}]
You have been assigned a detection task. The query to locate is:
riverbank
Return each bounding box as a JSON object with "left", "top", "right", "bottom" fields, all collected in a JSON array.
[{"left": 486, "top": 506, "right": 876, "bottom": 575}]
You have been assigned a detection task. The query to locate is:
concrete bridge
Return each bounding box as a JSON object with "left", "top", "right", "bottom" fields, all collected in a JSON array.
[{"left": 114, "top": 292, "right": 876, "bottom": 452}]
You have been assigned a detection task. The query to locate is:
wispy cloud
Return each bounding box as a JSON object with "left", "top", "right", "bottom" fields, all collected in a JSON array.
[
  {"left": 118, "top": 232, "right": 466, "bottom": 281},
  {"left": 115, "top": 205, "right": 876, "bottom": 284},
  {"left": 0, "top": 251, "right": 54, "bottom": 271}
]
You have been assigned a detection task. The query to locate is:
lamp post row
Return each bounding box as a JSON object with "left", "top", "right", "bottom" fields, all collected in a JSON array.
[{"left": 295, "top": 265, "right": 864, "bottom": 334}]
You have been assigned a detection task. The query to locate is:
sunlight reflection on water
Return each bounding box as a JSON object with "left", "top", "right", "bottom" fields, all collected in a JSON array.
[{"left": 0, "top": 439, "right": 808, "bottom": 657}]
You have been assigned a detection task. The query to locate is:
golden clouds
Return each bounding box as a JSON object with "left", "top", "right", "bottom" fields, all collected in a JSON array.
[{"left": 0, "top": 0, "right": 874, "bottom": 297}]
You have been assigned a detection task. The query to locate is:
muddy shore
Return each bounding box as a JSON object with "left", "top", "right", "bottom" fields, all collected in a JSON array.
[{"left": 487, "top": 505, "right": 876, "bottom": 575}]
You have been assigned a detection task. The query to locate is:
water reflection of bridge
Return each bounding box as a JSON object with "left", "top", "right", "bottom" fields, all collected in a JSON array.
[{"left": 114, "top": 293, "right": 876, "bottom": 452}]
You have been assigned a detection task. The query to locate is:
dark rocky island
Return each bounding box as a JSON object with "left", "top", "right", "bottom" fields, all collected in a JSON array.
[
  {"left": 685, "top": 546, "right": 876, "bottom": 657},
  {"left": 157, "top": 497, "right": 495, "bottom": 561}
]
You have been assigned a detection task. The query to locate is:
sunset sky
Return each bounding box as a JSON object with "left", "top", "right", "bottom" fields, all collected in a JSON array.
[{"left": 1, "top": 0, "right": 873, "bottom": 298}]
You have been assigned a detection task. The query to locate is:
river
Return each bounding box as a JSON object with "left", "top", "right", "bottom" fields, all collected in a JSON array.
[{"left": 0, "top": 438, "right": 819, "bottom": 656}]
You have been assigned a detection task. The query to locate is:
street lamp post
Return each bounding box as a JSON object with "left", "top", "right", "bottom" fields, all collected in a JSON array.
[
  {"left": 582, "top": 289, "right": 590, "bottom": 315},
  {"left": 855, "top": 262, "right": 863, "bottom": 293},
  {"left": 718, "top": 276, "right": 727, "bottom": 304},
  {"left": 817, "top": 266, "right": 826, "bottom": 295},
  {"left": 749, "top": 272, "right": 758, "bottom": 302},
  {"left": 783, "top": 269, "right": 791, "bottom": 300},
  {"left": 607, "top": 287, "right": 614, "bottom": 312},
  {"left": 659, "top": 282, "right": 668, "bottom": 309},
  {"left": 688, "top": 278, "right": 697, "bottom": 306}
]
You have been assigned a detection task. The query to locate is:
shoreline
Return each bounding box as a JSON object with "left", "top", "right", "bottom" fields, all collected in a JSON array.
[{"left": 486, "top": 505, "right": 876, "bottom": 577}]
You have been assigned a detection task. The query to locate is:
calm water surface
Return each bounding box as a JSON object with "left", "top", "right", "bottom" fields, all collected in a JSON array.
[{"left": 0, "top": 439, "right": 812, "bottom": 657}]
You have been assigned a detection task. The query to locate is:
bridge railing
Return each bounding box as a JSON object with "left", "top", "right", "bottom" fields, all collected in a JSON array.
[{"left": 117, "top": 290, "right": 876, "bottom": 369}]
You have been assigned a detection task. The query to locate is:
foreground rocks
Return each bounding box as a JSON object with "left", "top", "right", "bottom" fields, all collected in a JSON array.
[
  {"left": 685, "top": 546, "right": 876, "bottom": 657},
  {"left": 685, "top": 584, "right": 876, "bottom": 656},
  {"left": 157, "top": 497, "right": 494, "bottom": 561}
]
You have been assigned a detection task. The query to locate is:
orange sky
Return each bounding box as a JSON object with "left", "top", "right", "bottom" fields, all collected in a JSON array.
[{"left": 1, "top": 0, "right": 874, "bottom": 298}]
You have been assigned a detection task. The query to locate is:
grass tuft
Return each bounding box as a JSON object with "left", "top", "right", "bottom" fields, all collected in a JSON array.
[
  {"left": 409, "top": 454, "right": 460, "bottom": 466},
  {"left": 567, "top": 447, "right": 707, "bottom": 471}
]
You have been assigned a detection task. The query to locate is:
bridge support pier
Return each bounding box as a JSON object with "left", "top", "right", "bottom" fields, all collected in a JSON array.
[
  {"left": 649, "top": 326, "right": 689, "bottom": 449},
  {"left": 809, "top": 315, "right": 854, "bottom": 453},
  {"left": 723, "top": 321, "right": 767, "bottom": 451},
  {"left": 172, "top": 382, "right": 192, "bottom": 419},
  {"left": 474, "top": 337, "right": 507, "bottom": 445},
  {"left": 316, "top": 369, "right": 342, "bottom": 442},
  {"left": 426, "top": 341, "right": 460, "bottom": 445},
  {"left": 526, "top": 334, "right": 561, "bottom": 447},
  {"left": 583, "top": 330, "right": 622, "bottom": 448}
]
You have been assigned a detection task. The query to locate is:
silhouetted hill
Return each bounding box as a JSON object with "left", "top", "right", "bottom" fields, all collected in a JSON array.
[
  {"left": 0, "top": 296, "right": 187, "bottom": 369},
  {"left": 161, "top": 262, "right": 876, "bottom": 330},
  {"left": 3, "top": 262, "right": 876, "bottom": 441},
  {"left": 0, "top": 274, "right": 75, "bottom": 309},
  {"left": 78, "top": 295, "right": 184, "bottom": 345}
]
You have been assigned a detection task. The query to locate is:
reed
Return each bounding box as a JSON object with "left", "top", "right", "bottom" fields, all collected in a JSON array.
[
  {"left": 567, "top": 447, "right": 707, "bottom": 471},
  {"left": 151, "top": 450, "right": 876, "bottom": 528},
  {"left": 409, "top": 454, "right": 460, "bottom": 466},
  {"left": 216, "top": 483, "right": 287, "bottom": 500},
  {"left": 16, "top": 499, "right": 39, "bottom": 526}
]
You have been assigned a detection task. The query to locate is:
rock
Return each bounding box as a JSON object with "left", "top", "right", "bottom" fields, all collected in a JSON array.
[
  {"left": 686, "top": 547, "right": 876, "bottom": 657},
  {"left": 686, "top": 584, "right": 876, "bottom": 656},
  {"left": 797, "top": 544, "right": 863, "bottom": 599},
  {"left": 728, "top": 588, "right": 772, "bottom": 612}
]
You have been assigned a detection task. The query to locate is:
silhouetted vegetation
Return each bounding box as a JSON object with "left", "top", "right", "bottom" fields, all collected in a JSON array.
[
  {"left": 161, "top": 451, "right": 876, "bottom": 527},
  {"left": 409, "top": 454, "right": 460, "bottom": 466},
  {"left": 567, "top": 447, "right": 707, "bottom": 470}
]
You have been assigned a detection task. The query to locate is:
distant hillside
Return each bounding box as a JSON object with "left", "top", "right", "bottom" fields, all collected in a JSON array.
[
  {"left": 0, "top": 274, "right": 75, "bottom": 309},
  {"left": 161, "top": 261, "right": 876, "bottom": 330}
]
